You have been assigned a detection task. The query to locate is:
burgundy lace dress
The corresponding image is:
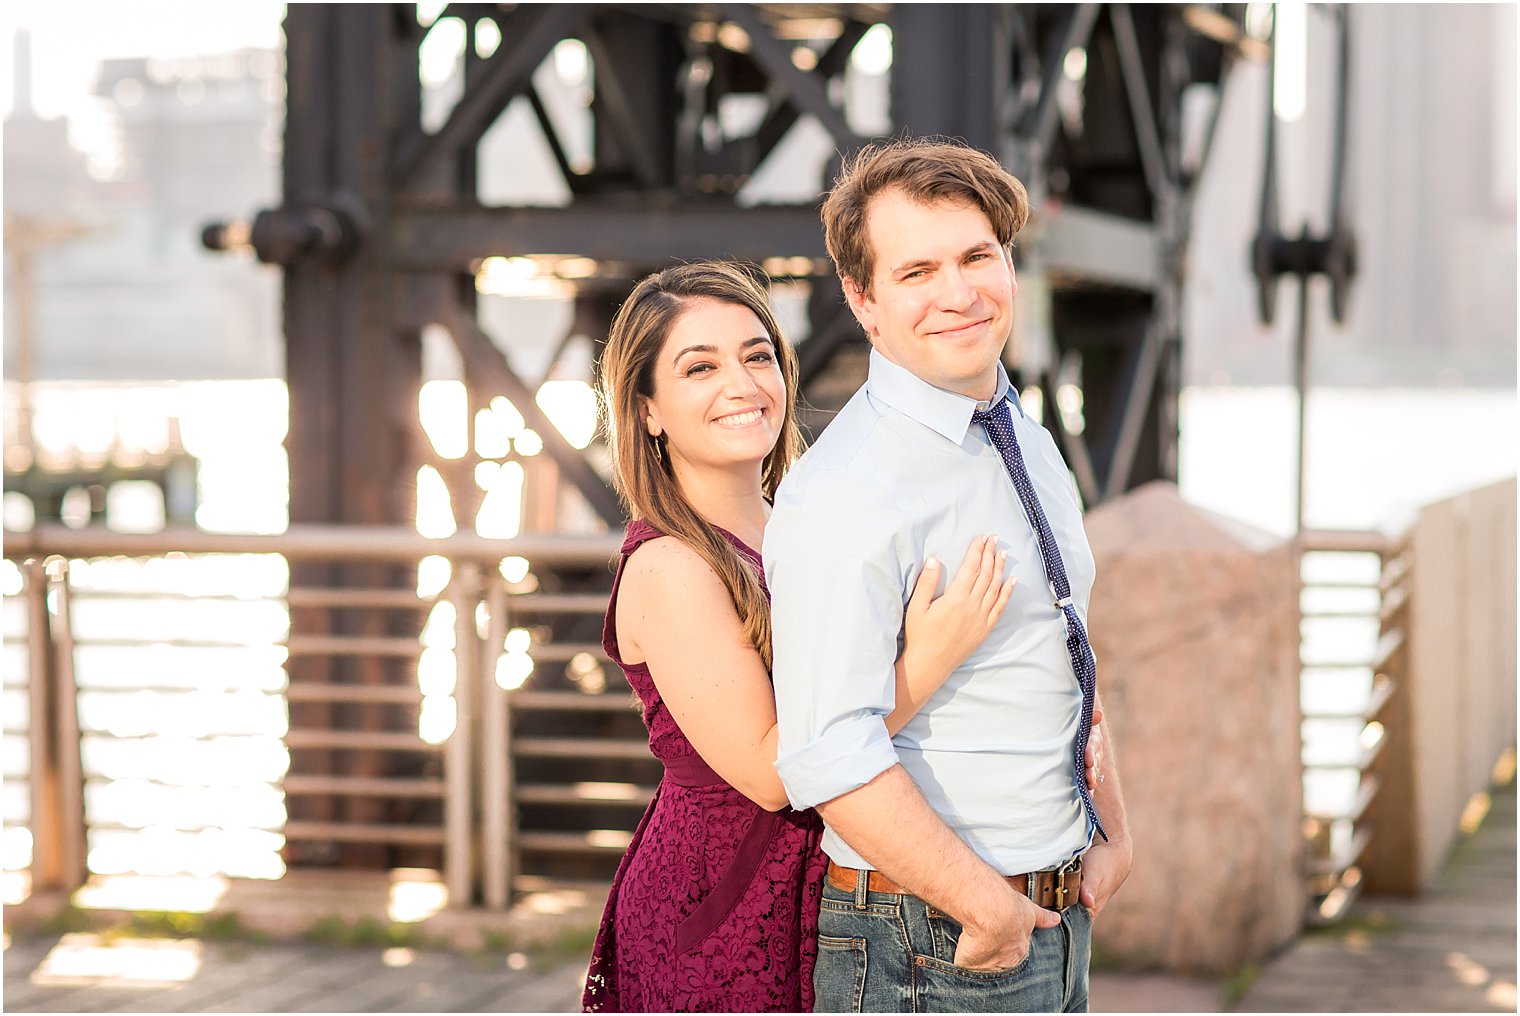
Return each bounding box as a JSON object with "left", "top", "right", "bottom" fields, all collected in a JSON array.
[{"left": 582, "top": 519, "right": 827, "bottom": 1013}]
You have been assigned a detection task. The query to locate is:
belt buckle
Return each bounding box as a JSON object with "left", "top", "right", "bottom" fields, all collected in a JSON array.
[{"left": 1052, "top": 857, "right": 1081, "bottom": 911}]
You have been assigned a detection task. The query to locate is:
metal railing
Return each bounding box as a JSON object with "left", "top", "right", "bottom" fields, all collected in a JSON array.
[
  {"left": 4, "top": 523, "right": 626, "bottom": 910},
  {"left": 10, "top": 481, "right": 1512, "bottom": 920}
]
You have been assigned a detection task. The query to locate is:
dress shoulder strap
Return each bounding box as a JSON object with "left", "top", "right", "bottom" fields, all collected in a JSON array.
[
  {"left": 620, "top": 518, "right": 666, "bottom": 555},
  {"left": 603, "top": 519, "right": 667, "bottom": 664}
]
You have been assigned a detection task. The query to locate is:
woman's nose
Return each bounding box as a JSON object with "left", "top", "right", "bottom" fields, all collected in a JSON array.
[{"left": 725, "top": 362, "right": 761, "bottom": 395}]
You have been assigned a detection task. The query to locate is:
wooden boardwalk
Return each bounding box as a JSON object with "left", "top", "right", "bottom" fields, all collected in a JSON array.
[
  {"left": 5, "top": 778, "right": 1513, "bottom": 1013},
  {"left": 1, "top": 937, "right": 589, "bottom": 1013},
  {"left": 1233, "top": 777, "right": 1516, "bottom": 1013}
]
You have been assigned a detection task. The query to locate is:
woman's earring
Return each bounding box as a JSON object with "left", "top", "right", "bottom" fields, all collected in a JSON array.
[{"left": 650, "top": 430, "right": 667, "bottom": 465}]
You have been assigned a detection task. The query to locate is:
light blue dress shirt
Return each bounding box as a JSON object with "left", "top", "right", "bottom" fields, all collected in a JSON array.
[{"left": 766, "top": 350, "right": 1094, "bottom": 876}]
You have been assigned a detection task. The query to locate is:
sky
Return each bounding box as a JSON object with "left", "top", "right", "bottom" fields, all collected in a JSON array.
[{"left": 2, "top": 1, "right": 287, "bottom": 120}]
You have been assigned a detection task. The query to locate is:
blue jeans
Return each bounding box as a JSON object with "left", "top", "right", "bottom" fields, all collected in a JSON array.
[{"left": 813, "top": 875, "right": 1092, "bottom": 1012}]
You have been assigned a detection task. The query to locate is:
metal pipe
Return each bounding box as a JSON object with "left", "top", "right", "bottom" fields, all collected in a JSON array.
[{"left": 1293, "top": 252, "right": 1311, "bottom": 536}]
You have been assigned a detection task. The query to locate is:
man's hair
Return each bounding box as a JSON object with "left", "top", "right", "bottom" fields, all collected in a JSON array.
[{"left": 821, "top": 137, "right": 1030, "bottom": 296}]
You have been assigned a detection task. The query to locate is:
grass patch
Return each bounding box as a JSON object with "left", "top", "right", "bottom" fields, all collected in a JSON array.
[
  {"left": 524, "top": 922, "right": 598, "bottom": 971},
  {"left": 1303, "top": 907, "right": 1400, "bottom": 940},
  {"left": 14, "top": 902, "right": 95, "bottom": 939},
  {"left": 302, "top": 914, "right": 444, "bottom": 950},
  {"left": 478, "top": 929, "right": 513, "bottom": 954},
  {"left": 1221, "top": 962, "right": 1260, "bottom": 1009},
  {"left": 465, "top": 928, "right": 518, "bottom": 969},
  {"left": 8, "top": 905, "right": 264, "bottom": 945},
  {"left": 122, "top": 910, "right": 264, "bottom": 942}
]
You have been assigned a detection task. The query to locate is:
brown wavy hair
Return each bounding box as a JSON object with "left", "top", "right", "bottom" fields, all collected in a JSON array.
[
  {"left": 600, "top": 261, "right": 803, "bottom": 669},
  {"left": 822, "top": 137, "right": 1030, "bottom": 297}
]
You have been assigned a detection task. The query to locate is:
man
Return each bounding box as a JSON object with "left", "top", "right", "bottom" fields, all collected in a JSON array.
[{"left": 765, "top": 138, "right": 1132, "bottom": 1012}]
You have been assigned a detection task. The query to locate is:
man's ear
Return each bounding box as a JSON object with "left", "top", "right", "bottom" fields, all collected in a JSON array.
[{"left": 842, "top": 276, "right": 877, "bottom": 339}]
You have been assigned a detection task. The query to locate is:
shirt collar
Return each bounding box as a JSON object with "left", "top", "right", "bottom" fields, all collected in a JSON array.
[{"left": 866, "top": 348, "right": 1023, "bottom": 444}]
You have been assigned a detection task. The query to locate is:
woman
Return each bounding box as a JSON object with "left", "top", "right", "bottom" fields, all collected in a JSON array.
[{"left": 581, "top": 262, "right": 1016, "bottom": 1012}]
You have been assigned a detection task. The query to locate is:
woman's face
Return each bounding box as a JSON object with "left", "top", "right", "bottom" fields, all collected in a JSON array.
[{"left": 641, "top": 297, "right": 786, "bottom": 480}]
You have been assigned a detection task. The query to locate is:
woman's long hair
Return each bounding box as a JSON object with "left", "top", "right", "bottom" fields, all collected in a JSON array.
[{"left": 600, "top": 262, "right": 803, "bottom": 669}]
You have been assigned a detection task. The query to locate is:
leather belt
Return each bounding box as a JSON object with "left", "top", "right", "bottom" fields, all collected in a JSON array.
[{"left": 825, "top": 859, "right": 1084, "bottom": 912}]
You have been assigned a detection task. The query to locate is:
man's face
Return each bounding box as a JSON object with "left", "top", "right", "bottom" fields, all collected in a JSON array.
[{"left": 844, "top": 189, "right": 1017, "bottom": 401}]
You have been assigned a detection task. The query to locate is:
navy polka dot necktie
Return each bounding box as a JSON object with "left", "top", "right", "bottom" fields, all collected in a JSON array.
[{"left": 972, "top": 399, "right": 1108, "bottom": 843}]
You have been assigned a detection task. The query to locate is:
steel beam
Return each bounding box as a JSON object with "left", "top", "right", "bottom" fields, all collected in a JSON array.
[
  {"left": 438, "top": 306, "right": 625, "bottom": 525},
  {"left": 721, "top": 4, "right": 863, "bottom": 152},
  {"left": 890, "top": 4, "right": 1009, "bottom": 153},
  {"left": 196, "top": 0, "right": 1269, "bottom": 889},
  {"left": 1032, "top": 205, "right": 1162, "bottom": 291},
  {"left": 280, "top": 5, "right": 426, "bottom": 870},
  {"left": 391, "top": 6, "right": 589, "bottom": 186},
  {"left": 392, "top": 202, "right": 828, "bottom": 270}
]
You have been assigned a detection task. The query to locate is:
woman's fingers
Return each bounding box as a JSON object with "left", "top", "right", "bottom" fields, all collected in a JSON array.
[
  {"left": 967, "top": 537, "right": 999, "bottom": 603},
  {"left": 979, "top": 549, "right": 1008, "bottom": 610},
  {"left": 1085, "top": 722, "right": 1107, "bottom": 788},
  {"left": 907, "top": 557, "right": 942, "bottom": 619},
  {"left": 944, "top": 535, "right": 990, "bottom": 598},
  {"left": 986, "top": 575, "right": 1016, "bottom": 629},
  {"left": 930, "top": 535, "right": 1012, "bottom": 621}
]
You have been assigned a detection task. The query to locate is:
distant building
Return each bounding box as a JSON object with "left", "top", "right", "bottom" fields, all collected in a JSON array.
[
  {"left": 4, "top": 8, "right": 1515, "bottom": 388},
  {"left": 3, "top": 37, "right": 283, "bottom": 381},
  {"left": 1185, "top": 4, "right": 1517, "bottom": 387}
]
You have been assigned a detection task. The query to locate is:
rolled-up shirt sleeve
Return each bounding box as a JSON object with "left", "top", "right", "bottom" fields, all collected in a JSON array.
[{"left": 765, "top": 466, "right": 913, "bottom": 810}]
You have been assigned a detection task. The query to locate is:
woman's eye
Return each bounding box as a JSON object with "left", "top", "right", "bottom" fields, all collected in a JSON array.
[
  {"left": 748, "top": 351, "right": 776, "bottom": 365},
  {"left": 685, "top": 362, "right": 715, "bottom": 375}
]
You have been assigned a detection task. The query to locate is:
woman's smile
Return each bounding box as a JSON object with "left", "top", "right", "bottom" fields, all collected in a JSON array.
[{"left": 715, "top": 408, "right": 766, "bottom": 428}]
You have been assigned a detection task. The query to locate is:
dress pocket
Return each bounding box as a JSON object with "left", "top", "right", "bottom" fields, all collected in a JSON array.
[{"left": 675, "top": 808, "right": 782, "bottom": 954}]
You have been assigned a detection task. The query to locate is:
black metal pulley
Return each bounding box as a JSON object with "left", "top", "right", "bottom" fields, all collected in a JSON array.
[
  {"left": 1251, "top": 3, "right": 1357, "bottom": 325},
  {"left": 202, "top": 193, "right": 367, "bottom": 266}
]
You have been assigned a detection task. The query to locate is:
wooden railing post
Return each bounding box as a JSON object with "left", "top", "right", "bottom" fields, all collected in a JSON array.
[
  {"left": 1360, "top": 534, "right": 1418, "bottom": 894},
  {"left": 444, "top": 562, "right": 480, "bottom": 907},
  {"left": 5, "top": 524, "right": 625, "bottom": 905},
  {"left": 481, "top": 577, "right": 514, "bottom": 910},
  {"left": 24, "top": 558, "right": 86, "bottom": 894}
]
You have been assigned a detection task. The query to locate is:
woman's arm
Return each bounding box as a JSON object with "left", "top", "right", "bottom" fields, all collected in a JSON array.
[
  {"left": 617, "top": 537, "right": 795, "bottom": 810},
  {"left": 885, "top": 534, "right": 1013, "bottom": 734},
  {"left": 618, "top": 534, "right": 1016, "bottom": 812}
]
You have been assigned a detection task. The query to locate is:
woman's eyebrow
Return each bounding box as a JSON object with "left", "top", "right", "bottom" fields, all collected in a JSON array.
[{"left": 671, "top": 343, "right": 718, "bottom": 364}]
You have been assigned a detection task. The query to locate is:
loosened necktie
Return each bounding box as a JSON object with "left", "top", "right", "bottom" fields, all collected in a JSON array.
[{"left": 972, "top": 399, "right": 1108, "bottom": 843}]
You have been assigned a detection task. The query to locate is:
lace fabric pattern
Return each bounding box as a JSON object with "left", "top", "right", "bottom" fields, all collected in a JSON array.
[{"left": 582, "top": 520, "right": 826, "bottom": 1013}]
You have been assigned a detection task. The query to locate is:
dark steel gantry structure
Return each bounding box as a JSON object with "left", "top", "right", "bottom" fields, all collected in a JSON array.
[
  {"left": 204, "top": 3, "right": 1270, "bottom": 880},
  {"left": 208, "top": 3, "right": 1267, "bottom": 525}
]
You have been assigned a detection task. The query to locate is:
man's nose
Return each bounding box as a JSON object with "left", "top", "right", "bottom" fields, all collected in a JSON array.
[{"left": 936, "top": 267, "right": 975, "bottom": 310}]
